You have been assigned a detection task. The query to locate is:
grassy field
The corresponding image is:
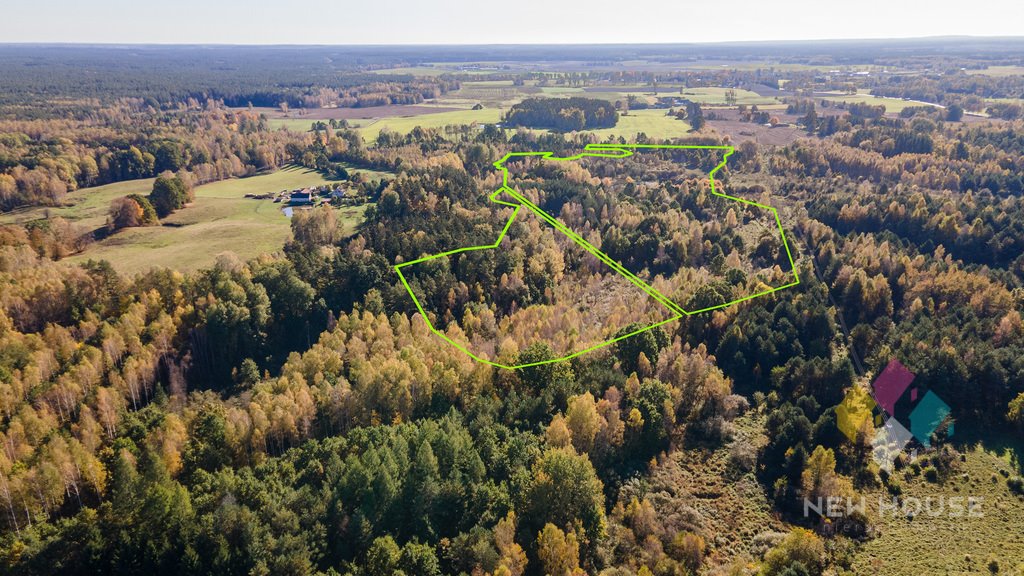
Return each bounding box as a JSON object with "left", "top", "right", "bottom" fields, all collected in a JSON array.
[
  {"left": 580, "top": 87, "right": 778, "bottom": 107},
  {"left": 64, "top": 199, "right": 368, "bottom": 276},
  {"left": 484, "top": 109, "right": 692, "bottom": 141},
  {"left": 588, "top": 109, "right": 692, "bottom": 140},
  {"left": 444, "top": 82, "right": 525, "bottom": 107},
  {"left": 9, "top": 167, "right": 370, "bottom": 275},
  {"left": 537, "top": 86, "right": 586, "bottom": 95},
  {"left": 985, "top": 97, "right": 1024, "bottom": 107},
  {"left": 581, "top": 86, "right": 768, "bottom": 105},
  {"left": 0, "top": 167, "right": 347, "bottom": 228},
  {"left": 851, "top": 439, "right": 1024, "bottom": 575},
  {"left": 679, "top": 87, "right": 778, "bottom": 105},
  {"left": 194, "top": 166, "right": 338, "bottom": 198},
  {"left": 348, "top": 108, "right": 502, "bottom": 140},
  {"left": 262, "top": 81, "right": 775, "bottom": 143}
]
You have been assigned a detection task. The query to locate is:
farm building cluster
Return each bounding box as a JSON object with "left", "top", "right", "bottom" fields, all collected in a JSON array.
[{"left": 245, "top": 184, "right": 368, "bottom": 208}]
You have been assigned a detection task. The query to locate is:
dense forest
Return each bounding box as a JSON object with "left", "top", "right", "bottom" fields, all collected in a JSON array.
[{"left": 1, "top": 42, "right": 1024, "bottom": 575}]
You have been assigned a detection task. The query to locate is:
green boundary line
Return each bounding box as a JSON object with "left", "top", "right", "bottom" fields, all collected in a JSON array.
[{"left": 395, "top": 144, "right": 800, "bottom": 369}]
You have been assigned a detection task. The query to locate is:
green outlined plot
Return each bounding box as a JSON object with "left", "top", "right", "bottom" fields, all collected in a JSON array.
[{"left": 394, "top": 144, "right": 800, "bottom": 369}]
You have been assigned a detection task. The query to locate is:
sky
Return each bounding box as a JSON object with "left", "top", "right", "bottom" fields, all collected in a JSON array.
[{"left": 4, "top": 0, "right": 1023, "bottom": 44}]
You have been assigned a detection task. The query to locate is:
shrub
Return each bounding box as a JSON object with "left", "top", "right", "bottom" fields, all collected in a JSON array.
[
  {"left": 108, "top": 195, "right": 158, "bottom": 231},
  {"left": 1007, "top": 476, "right": 1024, "bottom": 495},
  {"left": 761, "top": 528, "right": 825, "bottom": 576},
  {"left": 668, "top": 532, "right": 705, "bottom": 574},
  {"left": 886, "top": 477, "right": 903, "bottom": 496},
  {"left": 126, "top": 194, "right": 159, "bottom": 224},
  {"left": 729, "top": 441, "right": 757, "bottom": 473},
  {"left": 752, "top": 391, "right": 767, "bottom": 408}
]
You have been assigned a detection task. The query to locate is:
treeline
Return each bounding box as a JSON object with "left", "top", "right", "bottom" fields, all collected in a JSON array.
[
  {"left": 504, "top": 98, "right": 618, "bottom": 132},
  {"left": 0, "top": 46, "right": 459, "bottom": 114},
  {"left": 237, "top": 79, "right": 459, "bottom": 110}
]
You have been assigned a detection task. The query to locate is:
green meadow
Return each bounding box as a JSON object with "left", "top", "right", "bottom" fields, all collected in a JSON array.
[{"left": 269, "top": 108, "right": 502, "bottom": 140}]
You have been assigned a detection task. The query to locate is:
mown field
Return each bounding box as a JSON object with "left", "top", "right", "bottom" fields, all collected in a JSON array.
[
  {"left": 589, "top": 108, "right": 692, "bottom": 139},
  {"left": 268, "top": 117, "right": 376, "bottom": 132},
  {"left": 0, "top": 166, "right": 372, "bottom": 228}
]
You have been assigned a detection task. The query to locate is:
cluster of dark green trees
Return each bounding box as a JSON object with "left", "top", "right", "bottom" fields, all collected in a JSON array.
[
  {"left": 107, "top": 175, "right": 193, "bottom": 232},
  {"left": 504, "top": 98, "right": 618, "bottom": 132}
]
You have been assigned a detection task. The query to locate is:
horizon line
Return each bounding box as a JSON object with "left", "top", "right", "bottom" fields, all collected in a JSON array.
[{"left": 3, "top": 35, "right": 1024, "bottom": 49}]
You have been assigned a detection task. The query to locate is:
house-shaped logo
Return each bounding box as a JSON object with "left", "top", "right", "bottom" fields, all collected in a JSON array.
[{"left": 837, "top": 359, "right": 953, "bottom": 471}]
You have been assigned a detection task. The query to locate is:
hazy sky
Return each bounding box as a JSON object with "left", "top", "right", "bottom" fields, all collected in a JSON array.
[{"left": 5, "top": 0, "right": 1023, "bottom": 44}]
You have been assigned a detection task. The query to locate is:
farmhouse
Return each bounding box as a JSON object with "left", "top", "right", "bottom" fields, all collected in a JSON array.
[{"left": 289, "top": 188, "right": 314, "bottom": 205}]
